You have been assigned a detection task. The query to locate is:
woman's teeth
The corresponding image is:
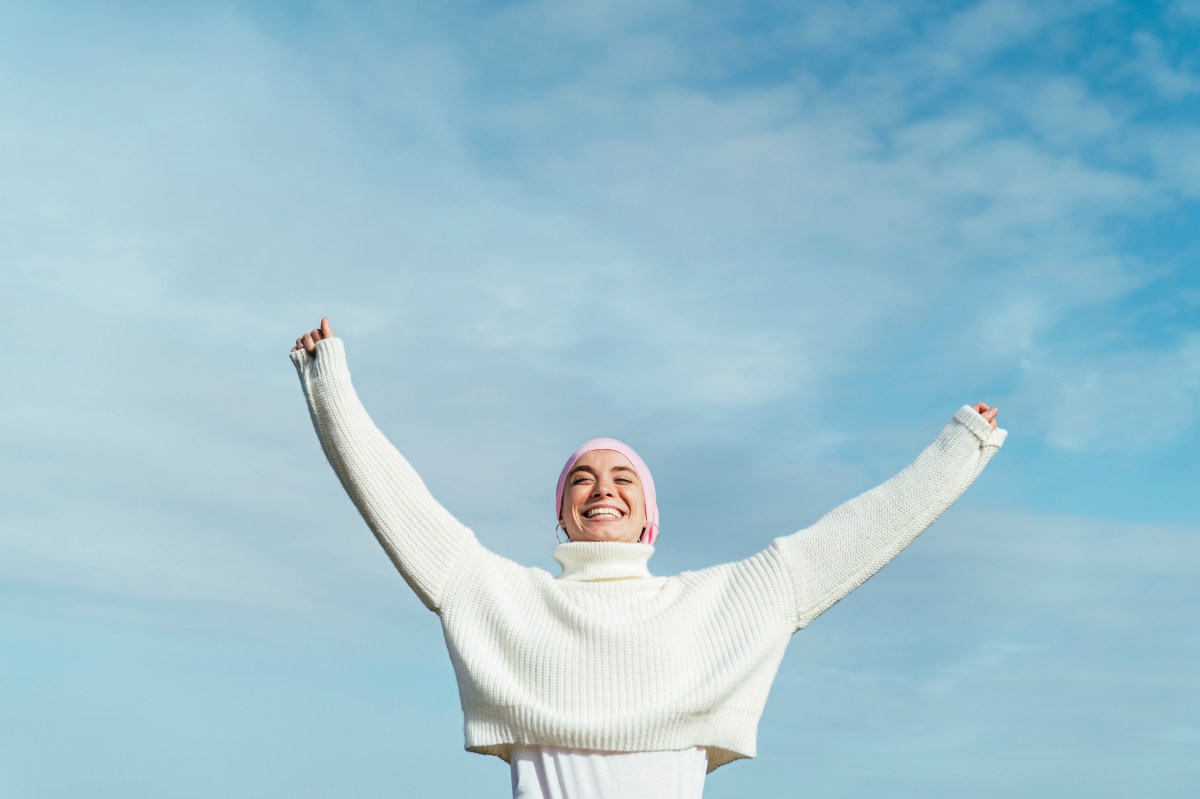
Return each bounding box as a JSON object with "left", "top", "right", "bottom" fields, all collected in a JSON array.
[{"left": 584, "top": 508, "right": 622, "bottom": 519}]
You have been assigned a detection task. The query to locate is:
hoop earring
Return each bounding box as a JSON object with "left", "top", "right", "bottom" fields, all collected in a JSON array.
[{"left": 555, "top": 523, "right": 570, "bottom": 544}]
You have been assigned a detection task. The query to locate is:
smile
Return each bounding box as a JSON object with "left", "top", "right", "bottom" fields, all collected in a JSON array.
[{"left": 583, "top": 507, "right": 624, "bottom": 519}]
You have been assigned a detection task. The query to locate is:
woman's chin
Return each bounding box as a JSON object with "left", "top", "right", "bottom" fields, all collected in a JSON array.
[{"left": 571, "top": 526, "right": 638, "bottom": 543}]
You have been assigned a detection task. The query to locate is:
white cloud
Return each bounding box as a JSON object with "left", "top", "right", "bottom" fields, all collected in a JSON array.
[
  {"left": 966, "top": 258, "right": 1199, "bottom": 452},
  {"left": 764, "top": 504, "right": 1198, "bottom": 791},
  {"left": 1019, "top": 78, "right": 1125, "bottom": 147},
  {"left": 1144, "top": 126, "right": 1200, "bottom": 200},
  {"left": 915, "top": 0, "right": 1109, "bottom": 75},
  {"left": 767, "top": 3, "right": 906, "bottom": 54},
  {"left": 935, "top": 0, "right": 1047, "bottom": 66},
  {"left": 1170, "top": 0, "right": 1200, "bottom": 21},
  {"left": 1132, "top": 31, "right": 1200, "bottom": 100},
  {"left": 495, "top": 0, "right": 687, "bottom": 40},
  {"left": 1036, "top": 333, "right": 1200, "bottom": 450}
]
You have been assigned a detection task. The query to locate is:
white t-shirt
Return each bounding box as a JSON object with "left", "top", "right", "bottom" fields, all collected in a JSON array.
[{"left": 511, "top": 745, "right": 708, "bottom": 799}]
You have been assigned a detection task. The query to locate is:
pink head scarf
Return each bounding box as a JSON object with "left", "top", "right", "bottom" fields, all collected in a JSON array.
[{"left": 555, "top": 438, "right": 660, "bottom": 545}]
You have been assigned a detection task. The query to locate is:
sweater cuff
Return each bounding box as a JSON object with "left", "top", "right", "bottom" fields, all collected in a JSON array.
[
  {"left": 288, "top": 338, "right": 350, "bottom": 382},
  {"left": 294, "top": 338, "right": 350, "bottom": 383},
  {"left": 954, "top": 405, "right": 1007, "bottom": 448},
  {"left": 289, "top": 347, "right": 310, "bottom": 374}
]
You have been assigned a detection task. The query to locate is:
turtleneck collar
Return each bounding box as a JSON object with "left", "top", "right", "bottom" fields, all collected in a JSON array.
[{"left": 552, "top": 542, "right": 655, "bottom": 582}]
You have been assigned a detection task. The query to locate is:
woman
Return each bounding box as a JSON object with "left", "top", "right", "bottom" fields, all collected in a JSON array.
[{"left": 290, "top": 318, "right": 1005, "bottom": 799}]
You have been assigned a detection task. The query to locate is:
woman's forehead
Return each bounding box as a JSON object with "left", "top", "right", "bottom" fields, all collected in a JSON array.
[{"left": 570, "top": 449, "right": 636, "bottom": 471}]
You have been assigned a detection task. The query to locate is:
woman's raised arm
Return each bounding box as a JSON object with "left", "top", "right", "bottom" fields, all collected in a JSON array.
[
  {"left": 289, "top": 318, "right": 483, "bottom": 613},
  {"left": 770, "top": 404, "right": 1006, "bottom": 630}
]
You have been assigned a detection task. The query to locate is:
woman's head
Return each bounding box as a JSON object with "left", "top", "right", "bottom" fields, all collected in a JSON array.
[{"left": 555, "top": 438, "right": 659, "bottom": 545}]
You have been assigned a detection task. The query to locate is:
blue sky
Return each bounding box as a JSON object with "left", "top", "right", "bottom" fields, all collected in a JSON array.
[{"left": 2, "top": 0, "right": 1197, "bottom": 796}]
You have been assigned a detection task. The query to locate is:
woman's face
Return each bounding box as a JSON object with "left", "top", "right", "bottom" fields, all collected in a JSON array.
[{"left": 560, "top": 449, "right": 647, "bottom": 543}]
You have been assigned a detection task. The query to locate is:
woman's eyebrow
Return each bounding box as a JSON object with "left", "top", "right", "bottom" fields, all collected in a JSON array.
[{"left": 568, "top": 465, "right": 638, "bottom": 478}]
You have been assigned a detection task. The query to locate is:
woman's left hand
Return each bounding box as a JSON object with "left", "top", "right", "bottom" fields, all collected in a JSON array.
[
  {"left": 291, "top": 317, "right": 334, "bottom": 355},
  {"left": 974, "top": 403, "right": 999, "bottom": 429}
]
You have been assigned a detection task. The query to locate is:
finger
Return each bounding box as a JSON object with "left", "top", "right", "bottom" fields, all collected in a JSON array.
[
  {"left": 321, "top": 317, "right": 333, "bottom": 338},
  {"left": 303, "top": 332, "right": 316, "bottom": 353},
  {"left": 310, "top": 327, "right": 322, "bottom": 341}
]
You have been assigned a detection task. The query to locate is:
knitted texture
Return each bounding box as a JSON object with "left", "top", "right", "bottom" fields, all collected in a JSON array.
[{"left": 291, "top": 338, "right": 1006, "bottom": 772}]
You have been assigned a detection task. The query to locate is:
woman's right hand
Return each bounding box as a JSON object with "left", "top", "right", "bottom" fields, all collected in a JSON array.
[
  {"left": 973, "top": 402, "right": 999, "bottom": 429},
  {"left": 291, "top": 317, "right": 334, "bottom": 354}
]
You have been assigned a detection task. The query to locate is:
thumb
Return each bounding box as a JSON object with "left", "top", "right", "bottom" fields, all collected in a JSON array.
[{"left": 321, "top": 317, "right": 334, "bottom": 338}]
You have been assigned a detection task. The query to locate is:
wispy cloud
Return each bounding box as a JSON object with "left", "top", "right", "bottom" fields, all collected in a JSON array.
[
  {"left": 765, "top": 505, "right": 1199, "bottom": 794},
  {"left": 1132, "top": 30, "right": 1200, "bottom": 100}
]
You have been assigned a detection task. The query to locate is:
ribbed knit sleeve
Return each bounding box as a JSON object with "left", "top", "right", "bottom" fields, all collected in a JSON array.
[
  {"left": 773, "top": 406, "right": 1006, "bottom": 630},
  {"left": 290, "top": 338, "right": 483, "bottom": 612}
]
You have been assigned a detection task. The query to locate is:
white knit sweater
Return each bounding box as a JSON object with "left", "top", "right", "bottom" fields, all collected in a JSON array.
[{"left": 291, "top": 338, "right": 1006, "bottom": 772}]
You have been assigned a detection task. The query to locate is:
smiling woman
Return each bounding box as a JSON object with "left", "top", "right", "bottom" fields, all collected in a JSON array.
[
  {"left": 290, "top": 317, "right": 1006, "bottom": 799},
  {"left": 557, "top": 441, "right": 654, "bottom": 544}
]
